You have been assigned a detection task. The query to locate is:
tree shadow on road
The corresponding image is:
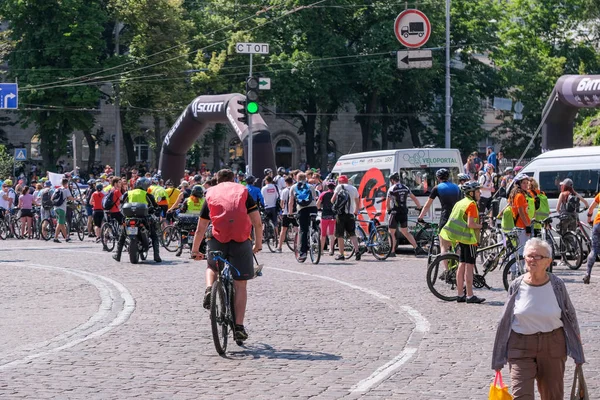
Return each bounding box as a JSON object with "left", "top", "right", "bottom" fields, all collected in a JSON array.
[{"left": 227, "top": 343, "right": 342, "bottom": 361}]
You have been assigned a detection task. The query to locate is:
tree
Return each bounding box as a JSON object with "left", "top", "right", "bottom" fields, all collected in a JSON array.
[{"left": 0, "top": 0, "right": 109, "bottom": 170}]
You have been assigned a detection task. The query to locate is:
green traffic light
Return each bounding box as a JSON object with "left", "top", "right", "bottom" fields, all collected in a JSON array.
[{"left": 247, "top": 101, "right": 259, "bottom": 114}]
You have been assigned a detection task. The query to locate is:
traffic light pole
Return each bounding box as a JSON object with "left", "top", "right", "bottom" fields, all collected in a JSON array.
[{"left": 247, "top": 53, "right": 253, "bottom": 176}]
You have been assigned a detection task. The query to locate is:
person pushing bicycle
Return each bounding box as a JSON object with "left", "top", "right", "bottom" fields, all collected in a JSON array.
[{"left": 191, "top": 169, "right": 263, "bottom": 343}]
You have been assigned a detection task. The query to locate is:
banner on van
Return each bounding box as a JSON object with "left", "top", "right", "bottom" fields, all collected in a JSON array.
[{"left": 400, "top": 150, "right": 459, "bottom": 168}]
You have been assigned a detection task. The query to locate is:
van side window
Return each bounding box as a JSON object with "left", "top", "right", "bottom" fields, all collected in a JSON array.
[{"left": 539, "top": 170, "right": 600, "bottom": 199}]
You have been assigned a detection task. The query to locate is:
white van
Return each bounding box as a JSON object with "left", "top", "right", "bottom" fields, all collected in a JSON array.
[
  {"left": 330, "top": 148, "right": 464, "bottom": 224},
  {"left": 516, "top": 147, "right": 600, "bottom": 219}
]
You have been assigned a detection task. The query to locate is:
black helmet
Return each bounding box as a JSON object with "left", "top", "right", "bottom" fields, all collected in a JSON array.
[
  {"left": 193, "top": 174, "right": 202, "bottom": 182},
  {"left": 436, "top": 168, "right": 450, "bottom": 180},
  {"left": 96, "top": 183, "right": 104, "bottom": 191},
  {"left": 264, "top": 168, "right": 273, "bottom": 175},
  {"left": 461, "top": 181, "right": 481, "bottom": 194},
  {"left": 277, "top": 167, "right": 285, "bottom": 174},
  {"left": 246, "top": 175, "right": 256, "bottom": 185},
  {"left": 457, "top": 173, "right": 470, "bottom": 182},
  {"left": 135, "top": 177, "right": 151, "bottom": 190},
  {"left": 389, "top": 172, "right": 400, "bottom": 182},
  {"left": 87, "top": 179, "right": 96, "bottom": 185},
  {"left": 191, "top": 185, "right": 204, "bottom": 198}
]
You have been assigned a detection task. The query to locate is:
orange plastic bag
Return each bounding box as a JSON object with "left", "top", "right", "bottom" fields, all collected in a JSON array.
[{"left": 489, "top": 371, "right": 513, "bottom": 400}]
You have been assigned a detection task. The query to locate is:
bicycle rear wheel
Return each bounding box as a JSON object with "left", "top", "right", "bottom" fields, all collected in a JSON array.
[
  {"left": 161, "top": 225, "right": 181, "bottom": 252},
  {"left": 502, "top": 258, "right": 526, "bottom": 290},
  {"left": 309, "top": 231, "right": 321, "bottom": 264},
  {"left": 210, "top": 281, "right": 228, "bottom": 355},
  {"left": 561, "top": 232, "right": 583, "bottom": 270},
  {"left": 12, "top": 218, "right": 23, "bottom": 239},
  {"left": 415, "top": 225, "right": 435, "bottom": 253},
  {"left": 426, "top": 253, "right": 460, "bottom": 302},
  {"left": 370, "top": 227, "right": 392, "bottom": 260},
  {"left": 0, "top": 219, "right": 8, "bottom": 240},
  {"left": 101, "top": 223, "right": 117, "bottom": 252},
  {"left": 285, "top": 224, "right": 295, "bottom": 251},
  {"left": 265, "top": 221, "right": 278, "bottom": 253},
  {"left": 40, "top": 219, "right": 53, "bottom": 241}
]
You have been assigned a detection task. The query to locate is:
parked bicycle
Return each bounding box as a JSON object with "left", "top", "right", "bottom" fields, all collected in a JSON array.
[
  {"left": 261, "top": 210, "right": 278, "bottom": 253},
  {"left": 532, "top": 215, "right": 583, "bottom": 270},
  {"left": 293, "top": 213, "right": 321, "bottom": 264},
  {"left": 355, "top": 210, "right": 393, "bottom": 260}
]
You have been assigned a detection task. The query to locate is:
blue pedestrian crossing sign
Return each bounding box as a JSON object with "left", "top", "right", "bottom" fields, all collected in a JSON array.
[
  {"left": 0, "top": 83, "right": 18, "bottom": 109},
  {"left": 14, "top": 148, "right": 27, "bottom": 161}
]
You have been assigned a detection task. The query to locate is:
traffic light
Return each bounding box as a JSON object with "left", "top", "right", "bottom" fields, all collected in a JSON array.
[
  {"left": 245, "top": 77, "right": 259, "bottom": 114},
  {"left": 237, "top": 99, "right": 247, "bottom": 124}
]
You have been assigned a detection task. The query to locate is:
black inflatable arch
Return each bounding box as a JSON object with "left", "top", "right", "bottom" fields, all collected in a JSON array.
[
  {"left": 158, "top": 93, "right": 276, "bottom": 183},
  {"left": 541, "top": 75, "right": 600, "bottom": 150}
]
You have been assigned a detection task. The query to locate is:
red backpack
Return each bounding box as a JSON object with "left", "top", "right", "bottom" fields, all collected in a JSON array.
[{"left": 205, "top": 182, "right": 252, "bottom": 243}]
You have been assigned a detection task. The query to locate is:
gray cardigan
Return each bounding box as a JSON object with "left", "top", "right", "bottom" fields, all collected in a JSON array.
[{"left": 491, "top": 274, "right": 585, "bottom": 370}]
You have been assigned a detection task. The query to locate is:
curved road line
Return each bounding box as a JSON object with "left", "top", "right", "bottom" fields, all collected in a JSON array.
[
  {"left": 0, "top": 263, "right": 135, "bottom": 370},
  {"left": 268, "top": 267, "right": 429, "bottom": 393}
]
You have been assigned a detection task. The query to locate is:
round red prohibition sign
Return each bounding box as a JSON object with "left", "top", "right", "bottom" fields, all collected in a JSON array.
[{"left": 394, "top": 9, "right": 431, "bottom": 48}]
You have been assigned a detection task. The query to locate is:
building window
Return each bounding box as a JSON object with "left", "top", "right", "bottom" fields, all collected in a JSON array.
[
  {"left": 134, "top": 136, "right": 149, "bottom": 162},
  {"left": 30, "top": 134, "right": 42, "bottom": 160},
  {"left": 229, "top": 138, "right": 244, "bottom": 161},
  {"left": 275, "top": 138, "right": 293, "bottom": 168}
]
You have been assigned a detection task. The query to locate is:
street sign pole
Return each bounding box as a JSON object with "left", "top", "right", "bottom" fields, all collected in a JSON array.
[
  {"left": 248, "top": 53, "right": 253, "bottom": 176},
  {"left": 444, "top": 0, "right": 452, "bottom": 149}
]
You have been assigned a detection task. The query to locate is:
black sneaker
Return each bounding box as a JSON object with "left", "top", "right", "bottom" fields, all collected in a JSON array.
[
  {"left": 388, "top": 253, "right": 397, "bottom": 258},
  {"left": 53, "top": 239, "right": 61, "bottom": 243},
  {"left": 112, "top": 254, "right": 120, "bottom": 262},
  {"left": 355, "top": 250, "right": 362, "bottom": 261},
  {"left": 583, "top": 275, "right": 591, "bottom": 284},
  {"left": 414, "top": 247, "right": 427, "bottom": 257},
  {"left": 234, "top": 325, "right": 248, "bottom": 342},
  {"left": 298, "top": 252, "right": 307, "bottom": 262},
  {"left": 466, "top": 295, "right": 485, "bottom": 304},
  {"left": 203, "top": 287, "right": 212, "bottom": 310},
  {"left": 456, "top": 295, "right": 466, "bottom": 303},
  {"left": 335, "top": 254, "right": 345, "bottom": 261}
]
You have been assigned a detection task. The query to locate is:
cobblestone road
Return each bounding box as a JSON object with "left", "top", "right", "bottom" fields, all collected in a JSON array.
[{"left": 0, "top": 239, "right": 598, "bottom": 399}]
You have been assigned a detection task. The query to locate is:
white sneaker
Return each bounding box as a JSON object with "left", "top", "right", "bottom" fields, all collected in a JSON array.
[{"left": 275, "top": 248, "right": 282, "bottom": 253}]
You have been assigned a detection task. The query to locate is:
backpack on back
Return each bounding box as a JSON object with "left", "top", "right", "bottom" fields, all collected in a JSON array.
[
  {"left": 51, "top": 189, "right": 64, "bottom": 207},
  {"left": 332, "top": 185, "right": 350, "bottom": 215},
  {"left": 294, "top": 183, "right": 313, "bottom": 207},
  {"left": 565, "top": 193, "right": 580, "bottom": 213},
  {"left": 102, "top": 189, "right": 116, "bottom": 210},
  {"left": 205, "top": 182, "right": 252, "bottom": 243},
  {"left": 41, "top": 189, "right": 53, "bottom": 209}
]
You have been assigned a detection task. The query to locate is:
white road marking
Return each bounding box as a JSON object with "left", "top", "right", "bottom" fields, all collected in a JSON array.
[
  {"left": 268, "top": 266, "right": 429, "bottom": 393},
  {"left": 0, "top": 263, "right": 135, "bottom": 370}
]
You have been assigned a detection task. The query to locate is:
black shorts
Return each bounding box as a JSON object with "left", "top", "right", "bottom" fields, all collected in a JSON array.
[
  {"left": 439, "top": 210, "right": 451, "bottom": 230},
  {"left": 335, "top": 213, "right": 356, "bottom": 238},
  {"left": 282, "top": 215, "right": 298, "bottom": 227},
  {"left": 206, "top": 238, "right": 255, "bottom": 281},
  {"left": 459, "top": 243, "right": 477, "bottom": 264},
  {"left": 20, "top": 209, "right": 33, "bottom": 218},
  {"left": 389, "top": 209, "right": 408, "bottom": 229},
  {"left": 264, "top": 207, "right": 278, "bottom": 226},
  {"left": 93, "top": 210, "right": 104, "bottom": 227},
  {"left": 478, "top": 197, "right": 492, "bottom": 213},
  {"left": 110, "top": 212, "right": 123, "bottom": 224}
]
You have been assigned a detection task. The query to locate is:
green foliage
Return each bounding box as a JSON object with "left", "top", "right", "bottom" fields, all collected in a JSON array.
[
  {"left": 0, "top": 145, "right": 15, "bottom": 179},
  {"left": 574, "top": 111, "right": 600, "bottom": 146}
]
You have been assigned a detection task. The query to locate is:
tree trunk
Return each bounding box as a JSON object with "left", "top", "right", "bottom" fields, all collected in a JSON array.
[
  {"left": 319, "top": 116, "right": 329, "bottom": 175},
  {"left": 153, "top": 115, "right": 162, "bottom": 169},
  {"left": 82, "top": 129, "right": 96, "bottom": 175},
  {"left": 358, "top": 91, "right": 378, "bottom": 151},
  {"left": 408, "top": 116, "right": 422, "bottom": 148},
  {"left": 381, "top": 101, "right": 389, "bottom": 150},
  {"left": 304, "top": 98, "right": 317, "bottom": 168},
  {"left": 120, "top": 109, "right": 137, "bottom": 166}
]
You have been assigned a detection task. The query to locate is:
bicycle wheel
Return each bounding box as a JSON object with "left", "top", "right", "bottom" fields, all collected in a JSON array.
[
  {"left": 478, "top": 226, "right": 501, "bottom": 263},
  {"left": 370, "top": 227, "right": 392, "bottom": 260},
  {"left": 561, "top": 232, "right": 583, "bottom": 270},
  {"left": 12, "top": 218, "right": 23, "bottom": 239},
  {"left": 40, "top": 219, "right": 53, "bottom": 241},
  {"left": 285, "top": 224, "right": 295, "bottom": 251},
  {"left": 101, "top": 223, "right": 117, "bottom": 252},
  {"left": 502, "top": 257, "right": 525, "bottom": 291},
  {"left": 333, "top": 234, "right": 356, "bottom": 259},
  {"left": 426, "top": 253, "right": 459, "bottom": 301},
  {"left": 161, "top": 225, "right": 181, "bottom": 252},
  {"left": 265, "top": 221, "right": 278, "bottom": 253},
  {"left": 210, "top": 281, "right": 228, "bottom": 355},
  {"left": 76, "top": 217, "right": 86, "bottom": 241},
  {"left": 415, "top": 225, "right": 434, "bottom": 253},
  {"left": 309, "top": 231, "right": 321, "bottom": 264},
  {"left": 0, "top": 219, "right": 8, "bottom": 240}
]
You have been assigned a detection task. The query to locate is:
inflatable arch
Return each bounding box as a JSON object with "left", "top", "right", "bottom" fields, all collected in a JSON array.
[
  {"left": 158, "top": 93, "right": 276, "bottom": 183},
  {"left": 541, "top": 75, "right": 600, "bottom": 150}
]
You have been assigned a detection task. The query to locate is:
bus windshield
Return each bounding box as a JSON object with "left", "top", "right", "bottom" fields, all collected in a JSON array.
[{"left": 399, "top": 167, "right": 461, "bottom": 196}]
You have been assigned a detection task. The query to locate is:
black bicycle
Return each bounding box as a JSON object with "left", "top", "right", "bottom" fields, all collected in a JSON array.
[
  {"left": 209, "top": 251, "right": 262, "bottom": 355},
  {"left": 293, "top": 213, "right": 321, "bottom": 264}
]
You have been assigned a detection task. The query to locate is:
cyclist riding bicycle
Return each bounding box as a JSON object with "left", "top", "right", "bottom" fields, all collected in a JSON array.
[
  {"left": 112, "top": 177, "right": 162, "bottom": 263},
  {"left": 191, "top": 169, "right": 263, "bottom": 343},
  {"left": 439, "top": 181, "right": 485, "bottom": 304}
]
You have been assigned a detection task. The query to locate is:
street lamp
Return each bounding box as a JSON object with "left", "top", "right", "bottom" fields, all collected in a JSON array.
[{"left": 445, "top": 0, "right": 451, "bottom": 149}]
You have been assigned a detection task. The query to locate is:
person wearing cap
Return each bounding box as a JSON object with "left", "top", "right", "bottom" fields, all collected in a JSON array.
[
  {"left": 556, "top": 178, "right": 588, "bottom": 237},
  {"left": 387, "top": 172, "right": 425, "bottom": 257},
  {"left": 331, "top": 174, "right": 363, "bottom": 260}
]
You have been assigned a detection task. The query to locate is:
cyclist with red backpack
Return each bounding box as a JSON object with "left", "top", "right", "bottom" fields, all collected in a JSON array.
[{"left": 191, "top": 169, "right": 263, "bottom": 343}]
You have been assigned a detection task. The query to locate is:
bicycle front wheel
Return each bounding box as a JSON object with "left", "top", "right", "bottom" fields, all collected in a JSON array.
[
  {"left": 161, "top": 225, "right": 181, "bottom": 252},
  {"left": 502, "top": 257, "right": 526, "bottom": 290},
  {"left": 265, "top": 221, "right": 278, "bottom": 253},
  {"left": 561, "top": 232, "right": 583, "bottom": 270},
  {"left": 370, "top": 227, "right": 392, "bottom": 260},
  {"left": 40, "top": 218, "right": 53, "bottom": 241},
  {"left": 309, "top": 231, "right": 321, "bottom": 264},
  {"left": 210, "top": 281, "right": 228, "bottom": 355},
  {"left": 426, "top": 253, "right": 460, "bottom": 302},
  {"left": 0, "top": 219, "right": 8, "bottom": 240}
]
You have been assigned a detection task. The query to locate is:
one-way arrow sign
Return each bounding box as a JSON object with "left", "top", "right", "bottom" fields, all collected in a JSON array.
[
  {"left": 258, "top": 78, "right": 271, "bottom": 90},
  {"left": 397, "top": 50, "right": 433, "bottom": 70}
]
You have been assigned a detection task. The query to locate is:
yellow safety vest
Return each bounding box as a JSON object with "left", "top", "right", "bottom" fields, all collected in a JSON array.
[
  {"left": 501, "top": 206, "right": 515, "bottom": 232},
  {"left": 128, "top": 188, "right": 148, "bottom": 204},
  {"left": 186, "top": 197, "right": 204, "bottom": 215},
  {"left": 440, "top": 197, "right": 479, "bottom": 245},
  {"left": 103, "top": 184, "right": 112, "bottom": 193},
  {"left": 533, "top": 192, "right": 550, "bottom": 229},
  {"left": 166, "top": 187, "right": 181, "bottom": 208},
  {"left": 526, "top": 193, "right": 535, "bottom": 221}
]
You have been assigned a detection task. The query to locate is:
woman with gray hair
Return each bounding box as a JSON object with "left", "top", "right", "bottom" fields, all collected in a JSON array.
[{"left": 492, "top": 237, "right": 584, "bottom": 399}]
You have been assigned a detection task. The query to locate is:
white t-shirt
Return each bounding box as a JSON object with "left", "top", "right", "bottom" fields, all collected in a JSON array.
[
  {"left": 261, "top": 184, "right": 279, "bottom": 209},
  {"left": 54, "top": 188, "right": 73, "bottom": 211},
  {"left": 280, "top": 187, "right": 291, "bottom": 215},
  {"left": 274, "top": 175, "right": 286, "bottom": 191},
  {"left": 334, "top": 184, "right": 359, "bottom": 214},
  {"left": 511, "top": 280, "right": 563, "bottom": 335},
  {"left": 479, "top": 173, "right": 494, "bottom": 198},
  {"left": 0, "top": 189, "right": 16, "bottom": 210}
]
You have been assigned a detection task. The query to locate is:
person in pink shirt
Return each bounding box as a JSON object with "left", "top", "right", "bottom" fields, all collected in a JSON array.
[
  {"left": 316, "top": 180, "right": 337, "bottom": 256},
  {"left": 18, "top": 186, "right": 34, "bottom": 238}
]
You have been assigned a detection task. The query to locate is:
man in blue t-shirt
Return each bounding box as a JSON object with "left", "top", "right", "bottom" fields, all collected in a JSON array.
[
  {"left": 245, "top": 175, "right": 265, "bottom": 208},
  {"left": 486, "top": 146, "right": 497, "bottom": 171}
]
